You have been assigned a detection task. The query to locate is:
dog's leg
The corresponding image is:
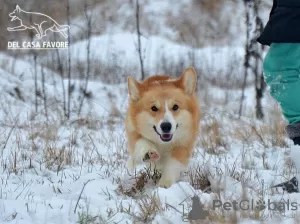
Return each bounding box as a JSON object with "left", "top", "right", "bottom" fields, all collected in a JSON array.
[
  {"left": 158, "top": 158, "right": 185, "bottom": 188},
  {"left": 51, "top": 25, "right": 68, "bottom": 38},
  {"left": 7, "top": 25, "right": 27, "bottom": 31},
  {"left": 35, "top": 24, "right": 44, "bottom": 38},
  {"left": 60, "top": 30, "right": 68, "bottom": 38},
  {"left": 28, "top": 24, "right": 42, "bottom": 38},
  {"left": 38, "top": 22, "right": 49, "bottom": 38},
  {"left": 127, "top": 138, "right": 160, "bottom": 168},
  {"left": 38, "top": 25, "right": 46, "bottom": 38},
  {"left": 158, "top": 147, "right": 190, "bottom": 188}
]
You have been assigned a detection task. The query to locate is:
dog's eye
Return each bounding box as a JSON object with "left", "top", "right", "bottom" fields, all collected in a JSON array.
[
  {"left": 172, "top": 104, "right": 179, "bottom": 111},
  {"left": 151, "top": 106, "right": 158, "bottom": 112}
]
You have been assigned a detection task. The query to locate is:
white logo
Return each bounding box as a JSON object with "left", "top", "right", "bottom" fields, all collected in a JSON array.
[{"left": 7, "top": 5, "right": 70, "bottom": 49}]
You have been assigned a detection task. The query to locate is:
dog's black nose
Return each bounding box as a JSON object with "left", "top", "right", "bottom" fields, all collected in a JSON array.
[{"left": 160, "top": 122, "right": 172, "bottom": 133}]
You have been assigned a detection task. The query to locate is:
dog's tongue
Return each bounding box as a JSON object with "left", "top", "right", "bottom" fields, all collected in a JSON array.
[{"left": 161, "top": 133, "right": 172, "bottom": 140}]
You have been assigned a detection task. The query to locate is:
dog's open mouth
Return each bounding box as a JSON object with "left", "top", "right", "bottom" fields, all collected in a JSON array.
[{"left": 153, "top": 126, "right": 173, "bottom": 142}]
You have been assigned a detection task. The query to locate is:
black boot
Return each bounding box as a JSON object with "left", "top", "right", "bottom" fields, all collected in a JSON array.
[
  {"left": 271, "top": 137, "right": 300, "bottom": 193},
  {"left": 293, "top": 136, "right": 300, "bottom": 145},
  {"left": 272, "top": 177, "right": 298, "bottom": 193}
]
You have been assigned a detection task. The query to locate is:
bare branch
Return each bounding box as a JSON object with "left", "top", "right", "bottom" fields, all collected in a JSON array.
[
  {"left": 73, "top": 179, "right": 94, "bottom": 214},
  {"left": 135, "top": 0, "right": 145, "bottom": 80}
]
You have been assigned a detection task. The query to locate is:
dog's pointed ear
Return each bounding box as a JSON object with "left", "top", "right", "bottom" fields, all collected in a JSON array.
[
  {"left": 128, "top": 76, "right": 141, "bottom": 102},
  {"left": 16, "top": 5, "right": 21, "bottom": 12},
  {"left": 180, "top": 67, "right": 197, "bottom": 95}
]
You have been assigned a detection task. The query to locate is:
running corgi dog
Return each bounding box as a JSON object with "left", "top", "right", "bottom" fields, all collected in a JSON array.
[{"left": 126, "top": 67, "right": 200, "bottom": 188}]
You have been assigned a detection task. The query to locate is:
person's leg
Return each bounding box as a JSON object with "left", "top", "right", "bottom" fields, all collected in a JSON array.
[
  {"left": 263, "top": 43, "right": 300, "bottom": 193},
  {"left": 263, "top": 43, "right": 300, "bottom": 141}
]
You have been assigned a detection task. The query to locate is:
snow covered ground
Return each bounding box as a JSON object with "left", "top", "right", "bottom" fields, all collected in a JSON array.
[
  {"left": 1, "top": 44, "right": 299, "bottom": 224},
  {"left": 0, "top": 2, "right": 298, "bottom": 222},
  {"left": 69, "top": 33, "right": 245, "bottom": 75}
]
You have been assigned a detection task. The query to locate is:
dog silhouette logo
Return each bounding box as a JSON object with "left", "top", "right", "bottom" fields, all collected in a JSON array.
[{"left": 7, "top": 5, "right": 70, "bottom": 39}]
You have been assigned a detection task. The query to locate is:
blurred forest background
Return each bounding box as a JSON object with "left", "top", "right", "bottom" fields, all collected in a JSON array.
[{"left": 0, "top": 0, "right": 272, "bottom": 119}]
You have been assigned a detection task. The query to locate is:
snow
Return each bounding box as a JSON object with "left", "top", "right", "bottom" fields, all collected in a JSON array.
[
  {"left": 0, "top": 52, "right": 297, "bottom": 223},
  {"left": 0, "top": 45, "right": 298, "bottom": 223},
  {"left": 0, "top": 1, "right": 298, "bottom": 223},
  {"left": 290, "top": 145, "right": 300, "bottom": 180},
  {"left": 69, "top": 33, "right": 244, "bottom": 73}
]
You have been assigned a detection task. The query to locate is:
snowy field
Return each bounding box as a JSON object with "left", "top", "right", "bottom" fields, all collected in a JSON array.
[
  {"left": 1, "top": 1, "right": 299, "bottom": 223},
  {"left": 1, "top": 37, "right": 300, "bottom": 223}
]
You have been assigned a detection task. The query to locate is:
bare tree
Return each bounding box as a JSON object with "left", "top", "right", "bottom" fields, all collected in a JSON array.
[
  {"left": 239, "top": 0, "right": 265, "bottom": 119},
  {"left": 29, "top": 14, "right": 39, "bottom": 114},
  {"left": 238, "top": 0, "right": 251, "bottom": 118},
  {"left": 66, "top": 0, "right": 72, "bottom": 119},
  {"left": 252, "top": 0, "right": 265, "bottom": 119},
  {"left": 33, "top": 53, "right": 38, "bottom": 113},
  {"left": 78, "top": 0, "right": 93, "bottom": 116},
  {"left": 41, "top": 66, "right": 49, "bottom": 122},
  {"left": 135, "top": 0, "right": 145, "bottom": 80},
  {"left": 54, "top": 35, "right": 67, "bottom": 118}
]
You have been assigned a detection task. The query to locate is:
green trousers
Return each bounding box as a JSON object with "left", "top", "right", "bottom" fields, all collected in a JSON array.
[{"left": 263, "top": 43, "right": 300, "bottom": 126}]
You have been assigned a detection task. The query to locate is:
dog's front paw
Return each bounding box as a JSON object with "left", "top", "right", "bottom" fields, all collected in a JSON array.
[
  {"left": 143, "top": 149, "right": 160, "bottom": 162},
  {"left": 158, "top": 177, "right": 174, "bottom": 188}
]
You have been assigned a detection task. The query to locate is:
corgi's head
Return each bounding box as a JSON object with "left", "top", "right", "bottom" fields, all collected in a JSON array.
[
  {"left": 9, "top": 5, "right": 23, "bottom": 21},
  {"left": 127, "top": 67, "right": 200, "bottom": 144}
]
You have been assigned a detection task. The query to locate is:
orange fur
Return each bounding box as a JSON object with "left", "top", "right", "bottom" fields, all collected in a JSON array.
[{"left": 125, "top": 67, "right": 200, "bottom": 188}]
